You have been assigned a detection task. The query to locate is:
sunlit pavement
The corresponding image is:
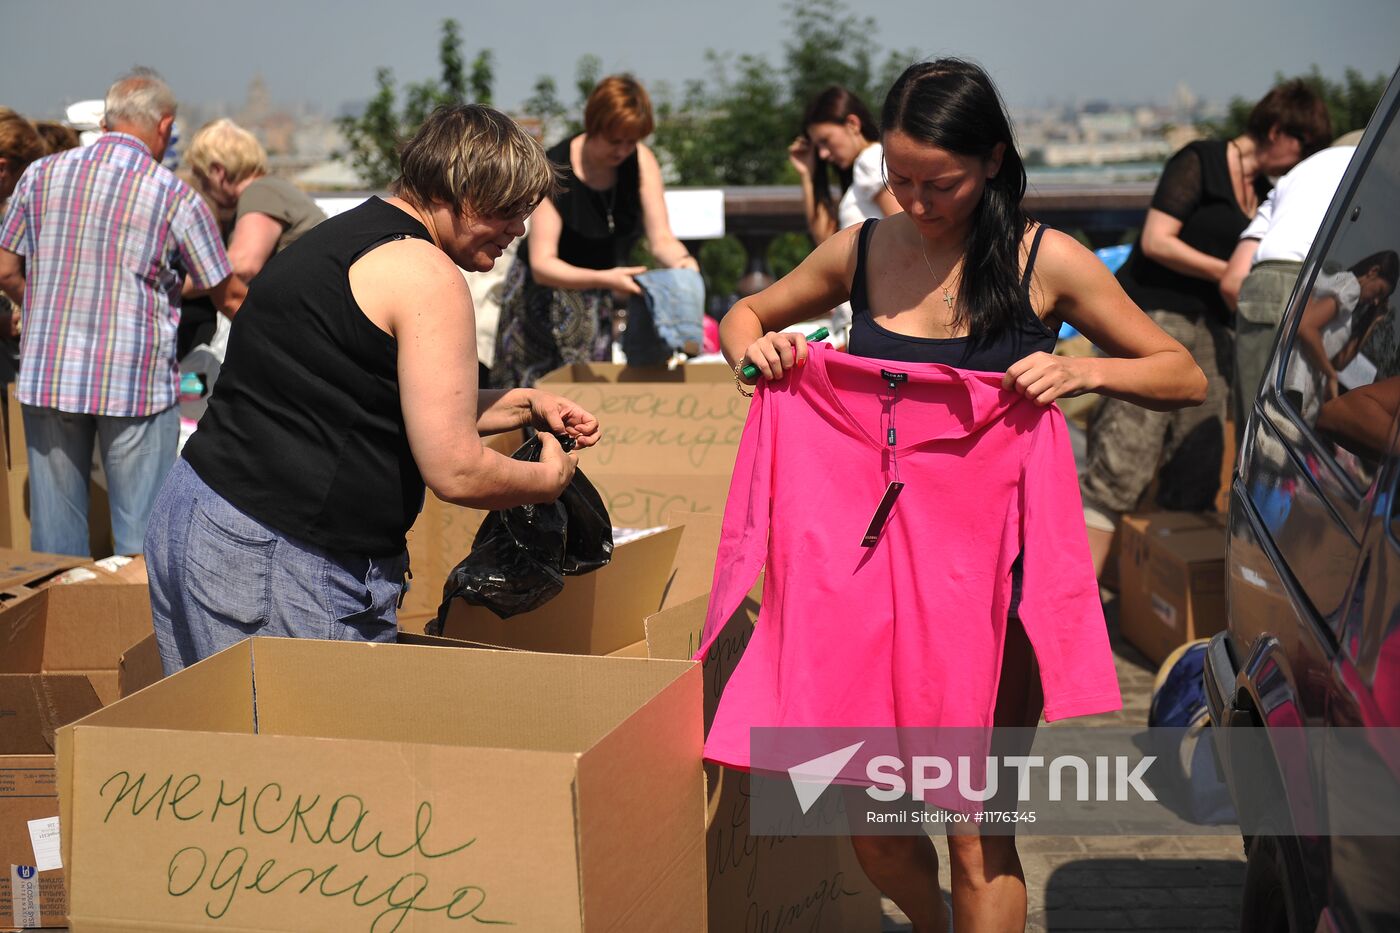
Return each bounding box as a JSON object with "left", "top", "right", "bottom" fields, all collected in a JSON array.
[{"left": 880, "top": 591, "right": 1247, "bottom": 932}]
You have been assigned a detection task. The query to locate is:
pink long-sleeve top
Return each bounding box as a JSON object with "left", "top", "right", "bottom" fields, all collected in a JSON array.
[{"left": 695, "top": 343, "right": 1121, "bottom": 770}]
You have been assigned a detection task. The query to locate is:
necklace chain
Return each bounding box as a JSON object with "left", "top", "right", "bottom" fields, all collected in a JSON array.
[
  {"left": 920, "top": 240, "right": 959, "bottom": 311},
  {"left": 1228, "top": 140, "right": 1258, "bottom": 215}
]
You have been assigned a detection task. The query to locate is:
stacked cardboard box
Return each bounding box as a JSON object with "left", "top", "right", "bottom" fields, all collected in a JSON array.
[
  {"left": 1117, "top": 512, "right": 1228, "bottom": 666},
  {"left": 0, "top": 674, "right": 102, "bottom": 929}
]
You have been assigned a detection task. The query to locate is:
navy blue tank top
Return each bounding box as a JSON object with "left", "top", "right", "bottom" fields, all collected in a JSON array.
[{"left": 847, "top": 219, "right": 1057, "bottom": 371}]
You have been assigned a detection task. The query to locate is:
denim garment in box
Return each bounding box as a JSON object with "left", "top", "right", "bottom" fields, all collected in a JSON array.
[{"left": 623, "top": 268, "right": 706, "bottom": 366}]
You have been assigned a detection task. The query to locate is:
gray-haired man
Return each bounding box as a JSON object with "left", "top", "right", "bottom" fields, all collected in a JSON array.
[{"left": 0, "top": 68, "right": 246, "bottom": 556}]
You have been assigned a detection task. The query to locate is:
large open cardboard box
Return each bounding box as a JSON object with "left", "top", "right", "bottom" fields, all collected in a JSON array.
[
  {"left": 0, "top": 674, "right": 103, "bottom": 928},
  {"left": 0, "top": 557, "right": 156, "bottom": 706},
  {"left": 1117, "top": 511, "right": 1228, "bottom": 665},
  {"left": 56, "top": 637, "right": 706, "bottom": 932}
]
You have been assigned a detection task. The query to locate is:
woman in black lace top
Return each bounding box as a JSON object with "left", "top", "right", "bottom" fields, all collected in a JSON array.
[{"left": 1080, "top": 80, "right": 1331, "bottom": 576}]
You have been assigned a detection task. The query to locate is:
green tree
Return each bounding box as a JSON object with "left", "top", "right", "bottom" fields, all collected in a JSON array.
[
  {"left": 335, "top": 18, "right": 493, "bottom": 187},
  {"left": 523, "top": 76, "right": 565, "bottom": 128},
  {"left": 469, "top": 50, "right": 495, "bottom": 107},
  {"left": 1205, "top": 66, "right": 1389, "bottom": 142}
]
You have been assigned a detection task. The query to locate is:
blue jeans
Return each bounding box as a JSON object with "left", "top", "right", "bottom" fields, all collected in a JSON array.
[
  {"left": 22, "top": 403, "right": 179, "bottom": 556},
  {"left": 145, "top": 458, "right": 409, "bottom": 675}
]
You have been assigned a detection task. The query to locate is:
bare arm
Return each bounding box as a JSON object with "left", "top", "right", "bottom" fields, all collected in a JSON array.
[
  {"left": 206, "top": 273, "right": 248, "bottom": 320},
  {"left": 1008, "top": 228, "right": 1206, "bottom": 411},
  {"left": 527, "top": 197, "right": 645, "bottom": 294},
  {"left": 0, "top": 248, "right": 23, "bottom": 305},
  {"left": 1295, "top": 294, "right": 1342, "bottom": 382},
  {"left": 637, "top": 144, "right": 697, "bottom": 270},
  {"left": 720, "top": 224, "right": 859, "bottom": 378},
  {"left": 1139, "top": 208, "right": 1229, "bottom": 283},
  {"left": 1220, "top": 238, "right": 1260, "bottom": 312},
  {"left": 872, "top": 186, "right": 900, "bottom": 217},
  {"left": 788, "top": 137, "right": 838, "bottom": 244},
  {"left": 350, "top": 239, "right": 577, "bottom": 508},
  {"left": 1316, "top": 376, "right": 1400, "bottom": 460},
  {"left": 225, "top": 212, "right": 283, "bottom": 281}
]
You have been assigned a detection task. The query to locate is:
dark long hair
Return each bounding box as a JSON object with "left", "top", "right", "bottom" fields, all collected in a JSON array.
[
  {"left": 802, "top": 85, "right": 879, "bottom": 220},
  {"left": 881, "top": 59, "right": 1030, "bottom": 344}
]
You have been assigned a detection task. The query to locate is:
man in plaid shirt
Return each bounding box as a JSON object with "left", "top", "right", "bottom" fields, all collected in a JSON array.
[{"left": 0, "top": 69, "right": 245, "bottom": 556}]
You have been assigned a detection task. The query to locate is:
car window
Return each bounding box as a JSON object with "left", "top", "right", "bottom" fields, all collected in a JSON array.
[{"left": 1282, "top": 110, "right": 1400, "bottom": 494}]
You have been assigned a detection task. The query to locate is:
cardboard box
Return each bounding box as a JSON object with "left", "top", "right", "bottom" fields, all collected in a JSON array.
[
  {"left": 0, "top": 388, "right": 114, "bottom": 558},
  {"left": 0, "top": 567, "right": 155, "bottom": 706},
  {"left": 1117, "top": 512, "right": 1228, "bottom": 665},
  {"left": 56, "top": 637, "right": 706, "bottom": 932},
  {"left": 439, "top": 526, "right": 682, "bottom": 656},
  {"left": 536, "top": 363, "right": 748, "bottom": 527},
  {"left": 645, "top": 593, "right": 883, "bottom": 932},
  {"left": 0, "top": 674, "right": 102, "bottom": 928}
]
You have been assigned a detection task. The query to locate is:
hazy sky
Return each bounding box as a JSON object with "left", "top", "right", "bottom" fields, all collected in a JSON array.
[{"left": 6, "top": 0, "right": 1399, "bottom": 119}]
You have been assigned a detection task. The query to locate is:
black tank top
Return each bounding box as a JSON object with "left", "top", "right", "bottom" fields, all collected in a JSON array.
[
  {"left": 184, "top": 197, "right": 429, "bottom": 557},
  {"left": 846, "top": 219, "right": 1057, "bottom": 371}
]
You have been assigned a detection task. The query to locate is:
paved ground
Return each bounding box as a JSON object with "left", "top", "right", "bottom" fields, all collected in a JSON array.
[{"left": 880, "top": 592, "right": 1247, "bottom": 933}]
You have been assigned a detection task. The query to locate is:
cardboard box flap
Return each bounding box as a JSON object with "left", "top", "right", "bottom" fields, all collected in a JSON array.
[
  {"left": 118, "top": 632, "right": 165, "bottom": 698},
  {"left": 0, "top": 548, "right": 86, "bottom": 591},
  {"left": 444, "top": 526, "right": 682, "bottom": 656},
  {"left": 662, "top": 511, "right": 724, "bottom": 610},
  {"left": 538, "top": 362, "right": 735, "bottom": 384},
  {"left": 0, "top": 673, "right": 101, "bottom": 754},
  {"left": 575, "top": 664, "right": 705, "bottom": 930},
  {"left": 250, "top": 638, "right": 694, "bottom": 754},
  {"left": 62, "top": 639, "right": 255, "bottom": 734}
]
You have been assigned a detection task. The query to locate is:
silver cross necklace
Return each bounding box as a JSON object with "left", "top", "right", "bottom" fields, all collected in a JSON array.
[{"left": 919, "top": 239, "right": 960, "bottom": 311}]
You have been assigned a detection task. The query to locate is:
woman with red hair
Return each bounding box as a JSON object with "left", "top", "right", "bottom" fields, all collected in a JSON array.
[{"left": 493, "top": 74, "right": 699, "bottom": 386}]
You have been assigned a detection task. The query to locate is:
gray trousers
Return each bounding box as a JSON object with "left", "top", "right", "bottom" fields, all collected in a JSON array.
[
  {"left": 1233, "top": 260, "right": 1302, "bottom": 443},
  {"left": 1081, "top": 308, "right": 1232, "bottom": 515}
]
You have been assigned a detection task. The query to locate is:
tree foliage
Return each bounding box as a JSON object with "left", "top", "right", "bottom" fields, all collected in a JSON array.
[{"left": 335, "top": 18, "right": 493, "bottom": 187}]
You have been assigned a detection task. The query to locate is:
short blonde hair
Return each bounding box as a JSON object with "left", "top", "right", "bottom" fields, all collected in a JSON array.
[
  {"left": 395, "top": 104, "right": 560, "bottom": 219},
  {"left": 186, "top": 118, "right": 268, "bottom": 185}
]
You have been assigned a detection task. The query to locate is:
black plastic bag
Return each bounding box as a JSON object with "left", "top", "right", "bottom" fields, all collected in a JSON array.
[{"left": 430, "top": 433, "right": 612, "bottom": 630}]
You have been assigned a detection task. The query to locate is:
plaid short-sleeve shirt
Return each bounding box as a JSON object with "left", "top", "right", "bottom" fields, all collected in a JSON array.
[{"left": 0, "top": 133, "right": 231, "bottom": 417}]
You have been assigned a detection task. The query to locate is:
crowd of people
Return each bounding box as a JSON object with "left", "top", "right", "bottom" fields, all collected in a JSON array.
[{"left": 0, "top": 59, "right": 1391, "bottom": 933}]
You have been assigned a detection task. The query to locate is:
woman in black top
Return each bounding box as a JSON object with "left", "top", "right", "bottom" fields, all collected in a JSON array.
[
  {"left": 1080, "top": 81, "right": 1330, "bottom": 575},
  {"left": 145, "top": 106, "right": 600, "bottom": 674},
  {"left": 722, "top": 59, "right": 1206, "bottom": 933},
  {"left": 492, "top": 75, "right": 699, "bottom": 387}
]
